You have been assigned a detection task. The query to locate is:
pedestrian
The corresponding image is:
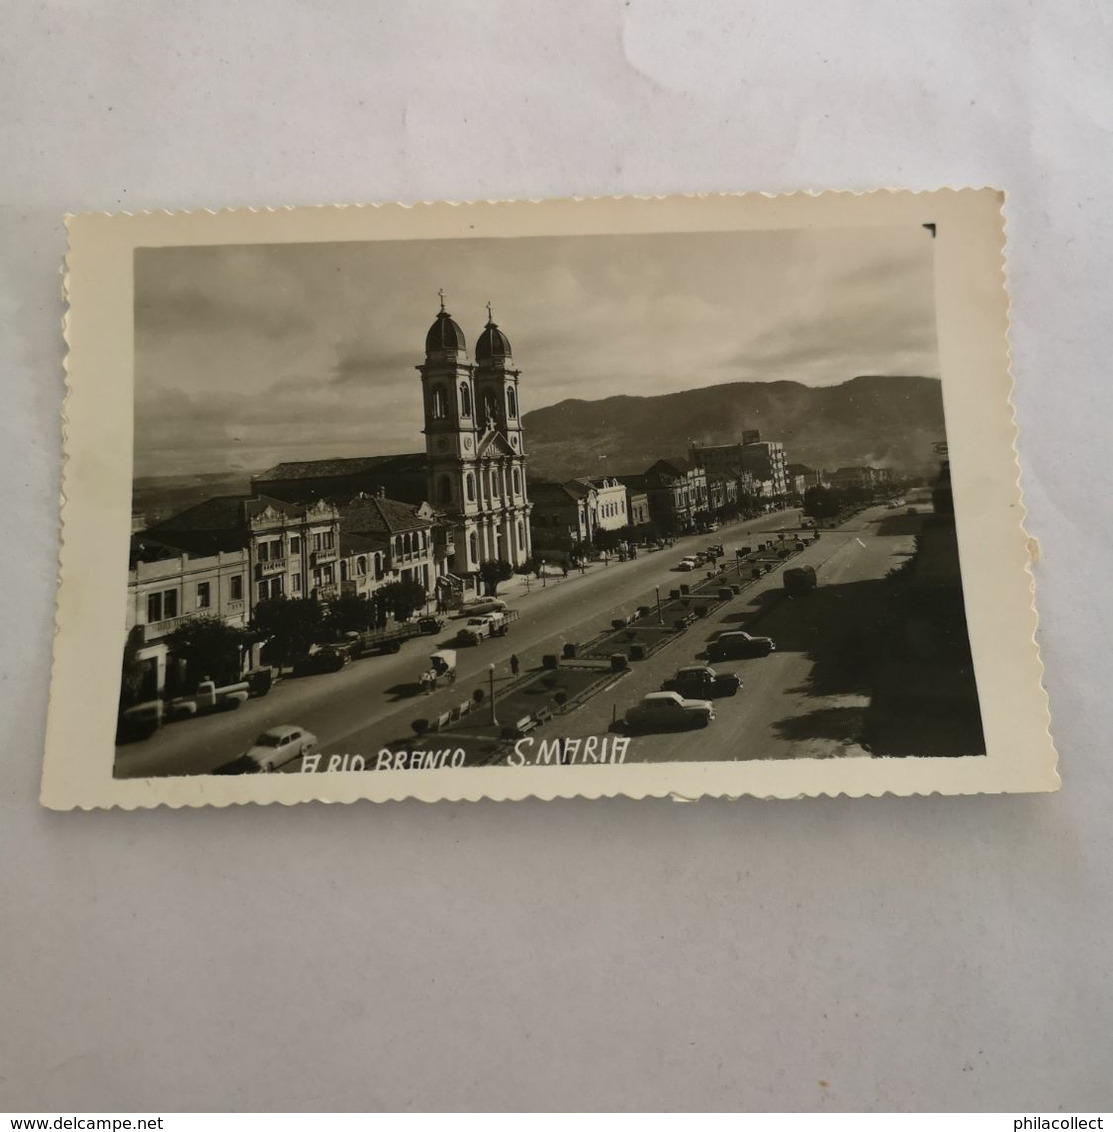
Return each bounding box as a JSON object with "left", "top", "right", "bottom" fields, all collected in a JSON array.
[
  {"left": 427, "top": 668, "right": 437, "bottom": 692},
  {"left": 510, "top": 653, "right": 520, "bottom": 677},
  {"left": 421, "top": 671, "right": 432, "bottom": 695}
]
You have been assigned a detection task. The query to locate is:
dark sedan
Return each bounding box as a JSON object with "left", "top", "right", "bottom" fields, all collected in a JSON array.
[{"left": 662, "top": 665, "right": 742, "bottom": 698}]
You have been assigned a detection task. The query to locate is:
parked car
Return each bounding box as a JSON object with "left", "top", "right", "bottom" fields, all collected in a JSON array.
[
  {"left": 675, "top": 557, "right": 700, "bottom": 572},
  {"left": 624, "top": 691, "right": 714, "bottom": 733},
  {"left": 215, "top": 725, "right": 318, "bottom": 773},
  {"left": 662, "top": 665, "right": 742, "bottom": 698},
  {"left": 167, "top": 678, "right": 250, "bottom": 721},
  {"left": 459, "top": 597, "right": 507, "bottom": 617},
  {"left": 292, "top": 646, "right": 350, "bottom": 676},
  {"left": 708, "top": 631, "right": 776, "bottom": 661},
  {"left": 115, "top": 701, "right": 162, "bottom": 744}
]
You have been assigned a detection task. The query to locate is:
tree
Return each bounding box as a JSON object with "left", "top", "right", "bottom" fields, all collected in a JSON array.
[
  {"left": 165, "top": 616, "right": 253, "bottom": 688},
  {"left": 803, "top": 486, "right": 842, "bottom": 519},
  {"left": 376, "top": 579, "right": 428, "bottom": 622},
  {"left": 119, "top": 624, "right": 149, "bottom": 709},
  {"left": 326, "top": 594, "right": 376, "bottom": 635},
  {"left": 478, "top": 558, "right": 514, "bottom": 596},
  {"left": 252, "top": 597, "right": 323, "bottom": 666}
]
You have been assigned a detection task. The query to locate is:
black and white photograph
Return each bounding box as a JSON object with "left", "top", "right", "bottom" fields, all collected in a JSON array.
[
  {"left": 115, "top": 220, "right": 982, "bottom": 778},
  {"left": 41, "top": 189, "right": 1054, "bottom": 808}
]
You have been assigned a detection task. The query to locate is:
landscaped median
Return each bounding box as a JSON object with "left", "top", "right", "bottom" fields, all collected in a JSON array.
[{"left": 376, "top": 531, "right": 818, "bottom": 768}]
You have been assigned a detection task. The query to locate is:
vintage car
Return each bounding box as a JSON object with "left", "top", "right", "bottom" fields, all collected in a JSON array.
[
  {"left": 707, "top": 630, "right": 776, "bottom": 661},
  {"left": 292, "top": 645, "right": 351, "bottom": 676},
  {"left": 675, "top": 556, "right": 701, "bottom": 571},
  {"left": 219, "top": 725, "right": 318, "bottom": 773},
  {"left": 662, "top": 665, "right": 742, "bottom": 699},
  {"left": 115, "top": 701, "right": 162, "bottom": 744},
  {"left": 624, "top": 691, "right": 714, "bottom": 733}
]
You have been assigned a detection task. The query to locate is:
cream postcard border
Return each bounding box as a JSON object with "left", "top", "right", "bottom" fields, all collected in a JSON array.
[{"left": 41, "top": 189, "right": 1058, "bottom": 809}]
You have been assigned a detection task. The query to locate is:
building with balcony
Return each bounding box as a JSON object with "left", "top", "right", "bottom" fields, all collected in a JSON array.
[
  {"left": 339, "top": 490, "right": 445, "bottom": 602},
  {"left": 138, "top": 493, "right": 343, "bottom": 606},
  {"left": 124, "top": 549, "right": 252, "bottom": 700}
]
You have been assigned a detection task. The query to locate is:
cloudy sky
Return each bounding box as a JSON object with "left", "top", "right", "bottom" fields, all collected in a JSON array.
[{"left": 134, "top": 225, "right": 938, "bottom": 478}]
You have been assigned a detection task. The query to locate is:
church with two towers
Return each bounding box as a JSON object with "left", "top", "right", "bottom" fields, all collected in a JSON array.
[{"left": 253, "top": 296, "right": 533, "bottom": 586}]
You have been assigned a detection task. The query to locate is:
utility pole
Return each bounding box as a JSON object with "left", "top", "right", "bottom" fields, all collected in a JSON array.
[
  {"left": 488, "top": 663, "right": 498, "bottom": 727},
  {"left": 655, "top": 584, "right": 663, "bottom": 624}
]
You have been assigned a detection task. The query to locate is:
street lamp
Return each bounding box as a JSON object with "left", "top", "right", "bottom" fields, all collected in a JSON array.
[{"left": 488, "top": 663, "right": 498, "bottom": 726}]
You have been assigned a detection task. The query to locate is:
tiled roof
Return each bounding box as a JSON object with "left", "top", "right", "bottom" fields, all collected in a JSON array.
[
  {"left": 340, "top": 530, "right": 388, "bottom": 555},
  {"left": 341, "top": 494, "right": 430, "bottom": 536},
  {"left": 647, "top": 457, "right": 693, "bottom": 478},
  {"left": 256, "top": 453, "right": 426, "bottom": 482},
  {"left": 145, "top": 493, "right": 310, "bottom": 535},
  {"left": 528, "top": 482, "right": 580, "bottom": 505},
  {"left": 562, "top": 480, "right": 595, "bottom": 500},
  {"left": 615, "top": 474, "right": 648, "bottom": 492}
]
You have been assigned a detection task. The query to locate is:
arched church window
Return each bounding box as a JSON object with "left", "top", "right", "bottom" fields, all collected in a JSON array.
[
  {"left": 437, "top": 475, "right": 452, "bottom": 504},
  {"left": 507, "top": 386, "right": 517, "bottom": 418},
  {"left": 466, "top": 473, "right": 476, "bottom": 502},
  {"left": 459, "top": 383, "right": 471, "bottom": 417},
  {"left": 394, "top": 536, "right": 402, "bottom": 557},
  {"left": 469, "top": 532, "right": 478, "bottom": 563},
  {"left": 484, "top": 391, "right": 499, "bottom": 423},
  {"left": 357, "top": 556, "right": 367, "bottom": 576},
  {"left": 430, "top": 385, "right": 447, "bottom": 419},
  {"left": 404, "top": 532, "right": 412, "bottom": 555},
  {"left": 490, "top": 470, "right": 499, "bottom": 499},
  {"left": 512, "top": 467, "right": 521, "bottom": 496}
]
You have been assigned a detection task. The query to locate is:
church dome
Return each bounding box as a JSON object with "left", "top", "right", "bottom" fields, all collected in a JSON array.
[
  {"left": 425, "top": 307, "right": 466, "bottom": 355},
  {"left": 475, "top": 314, "right": 512, "bottom": 363}
]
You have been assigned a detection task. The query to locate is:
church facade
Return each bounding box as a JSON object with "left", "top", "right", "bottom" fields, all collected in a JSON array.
[
  {"left": 253, "top": 296, "right": 532, "bottom": 584},
  {"left": 420, "top": 297, "right": 533, "bottom": 576}
]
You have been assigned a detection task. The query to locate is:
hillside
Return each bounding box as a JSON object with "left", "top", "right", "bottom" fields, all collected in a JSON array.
[
  {"left": 521, "top": 375, "right": 946, "bottom": 482},
  {"left": 131, "top": 470, "right": 256, "bottom": 526}
]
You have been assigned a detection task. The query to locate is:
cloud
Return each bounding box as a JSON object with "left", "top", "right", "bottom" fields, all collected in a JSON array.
[{"left": 133, "top": 226, "right": 939, "bottom": 477}]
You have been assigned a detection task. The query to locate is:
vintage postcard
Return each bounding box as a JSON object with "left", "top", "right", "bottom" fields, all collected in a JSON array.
[{"left": 42, "top": 189, "right": 1057, "bottom": 809}]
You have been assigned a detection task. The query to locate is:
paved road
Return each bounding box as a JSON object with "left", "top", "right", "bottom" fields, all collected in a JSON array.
[
  {"left": 548, "top": 504, "right": 924, "bottom": 765},
  {"left": 115, "top": 509, "right": 804, "bottom": 777}
]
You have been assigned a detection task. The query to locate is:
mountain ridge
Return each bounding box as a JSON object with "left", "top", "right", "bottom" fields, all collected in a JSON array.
[{"left": 521, "top": 374, "right": 945, "bottom": 482}]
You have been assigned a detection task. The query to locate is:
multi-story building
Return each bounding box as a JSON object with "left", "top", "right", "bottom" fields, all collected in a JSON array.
[
  {"left": 786, "top": 463, "right": 826, "bottom": 491},
  {"left": 829, "top": 466, "right": 893, "bottom": 491},
  {"left": 644, "top": 458, "right": 708, "bottom": 532},
  {"left": 529, "top": 481, "right": 595, "bottom": 549},
  {"left": 338, "top": 531, "right": 388, "bottom": 600},
  {"left": 139, "top": 494, "right": 343, "bottom": 605},
  {"left": 339, "top": 491, "right": 444, "bottom": 598},
  {"left": 740, "top": 438, "right": 788, "bottom": 499},
  {"left": 124, "top": 548, "right": 252, "bottom": 699},
  {"left": 575, "top": 476, "right": 628, "bottom": 532},
  {"left": 616, "top": 475, "right": 651, "bottom": 528},
  {"left": 706, "top": 471, "right": 739, "bottom": 512}
]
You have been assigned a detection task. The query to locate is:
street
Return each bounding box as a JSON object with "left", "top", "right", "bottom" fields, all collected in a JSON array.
[
  {"left": 542, "top": 503, "right": 929, "bottom": 764},
  {"left": 114, "top": 509, "right": 805, "bottom": 777}
]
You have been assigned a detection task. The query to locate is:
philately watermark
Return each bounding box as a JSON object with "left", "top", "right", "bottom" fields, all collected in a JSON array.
[{"left": 41, "top": 189, "right": 1058, "bottom": 809}]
